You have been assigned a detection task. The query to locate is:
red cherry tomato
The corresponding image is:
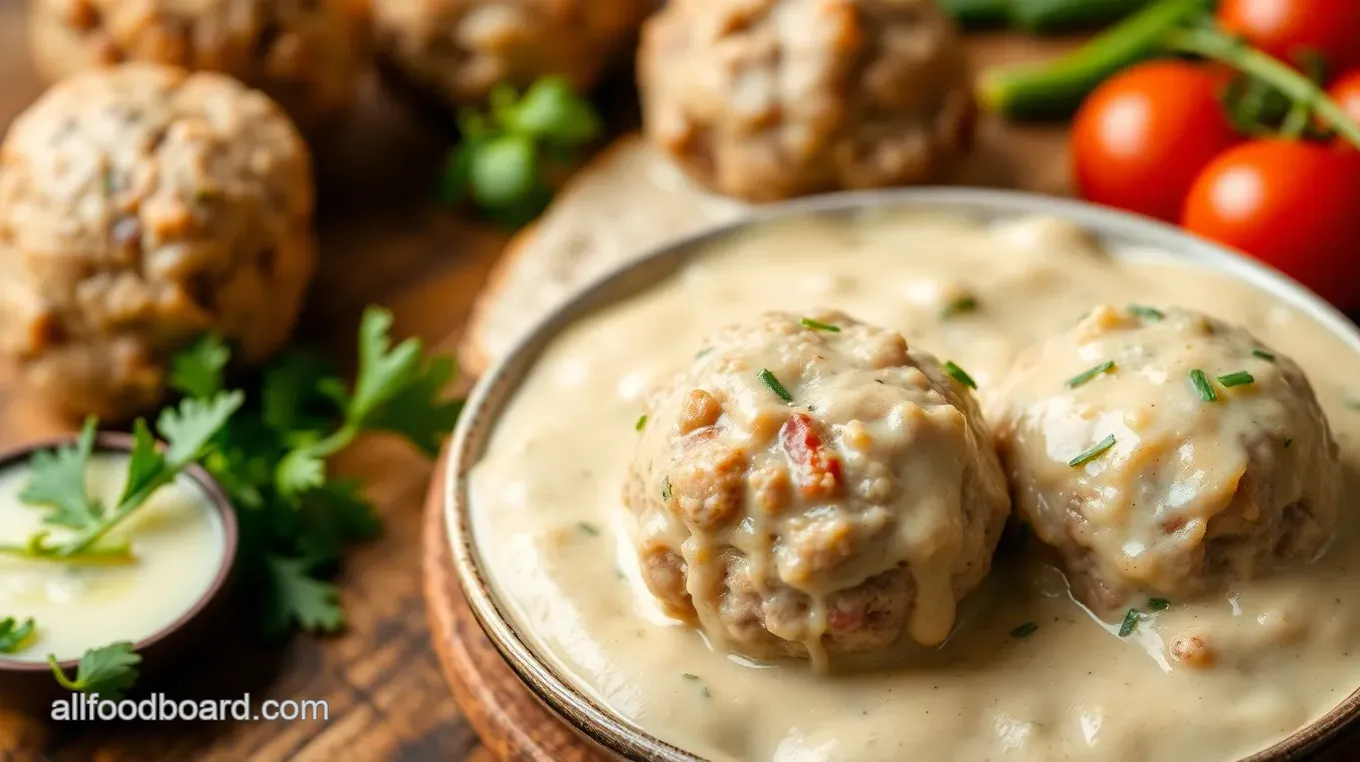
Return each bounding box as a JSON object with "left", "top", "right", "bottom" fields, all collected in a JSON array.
[
  {"left": 1072, "top": 61, "right": 1241, "bottom": 222},
  {"left": 1182, "top": 139, "right": 1360, "bottom": 308},
  {"left": 1218, "top": 0, "right": 1360, "bottom": 75},
  {"left": 1326, "top": 69, "right": 1360, "bottom": 144}
]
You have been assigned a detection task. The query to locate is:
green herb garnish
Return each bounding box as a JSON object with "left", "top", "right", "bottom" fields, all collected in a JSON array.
[
  {"left": 1117, "top": 608, "right": 1141, "bottom": 637},
  {"left": 1190, "top": 369, "right": 1217, "bottom": 402},
  {"left": 1128, "top": 305, "right": 1164, "bottom": 320},
  {"left": 1068, "top": 434, "right": 1116, "bottom": 467},
  {"left": 1147, "top": 598, "right": 1171, "bottom": 612},
  {"left": 1284, "top": 438, "right": 1294, "bottom": 449},
  {"left": 3, "top": 395, "right": 242, "bottom": 564},
  {"left": 1217, "top": 371, "right": 1255, "bottom": 388},
  {"left": 682, "top": 673, "right": 700, "bottom": 681},
  {"left": 0, "top": 617, "right": 36, "bottom": 654},
  {"left": 577, "top": 522, "right": 600, "bottom": 537},
  {"left": 758, "top": 369, "right": 794, "bottom": 403},
  {"left": 800, "top": 317, "right": 841, "bottom": 332},
  {"left": 941, "top": 295, "right": 979, "bottom": 319},
  {"left": 1252, "top": 348, "right": 1276, "bottom": 362},
  {"left": 48, "top": 642, "right": 140, "bottom": 701},
  {"left": 438, "top": 77, "right": 600, "bottom": 227},
  {"left": 1066, "top": 360, "right": 1115, "bottom": 389},
  {"left": 635, "top": 415, "right": 647, "bottom": 432},
  {"left": 944, "top": 361, "right": 977, "bottom": 389},
  {"left": 1010, "top": 622, "right": 1038, "bottom": 638},
  {"left": 661, "top": 477, "right": 672, "bottom": 502}
]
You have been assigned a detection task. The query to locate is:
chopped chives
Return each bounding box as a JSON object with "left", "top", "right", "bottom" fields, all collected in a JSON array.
[
  {"left": 1066, "top": 360, "right": 1115, "bottom": 389},
  {"left": 661, "top": 477, "right": 672, "bottom": 501},
  {"left": 1252, "top": 348, "right": 1276, "bottom": 362},
  {"left": 1189, "top": 369, "right": 1217, "bottom": 402},
  {"left": 635, "top": 414, "right": 647, "bottom": 431},
  {"left": 944, "top": 361, "right": 977, "bottom": 389},
  {"left": 758, "top": 369, "right": 794, "bottom": 402},
  {"left": 1068, "top": 434, "right": 1116, "bottom": 467},
  {"left": 1118, "top": 608, "right": 1141, "bottom": 637},
  {"left": 577, "top": 522, "right": 600, "bottom": 537},
  {"left": 1216, "top": 371, "right": 1255, "bottom": 388},
  {"left": 1010, "top": 622, "right": 1038, "bottom": 638},
  {"left": 800, "top": 317, "right": 840, "bottom": 332},
  {"left": 941, "top": 295, "right": 979, "bottom": 319},
  {"left": 1128, "top": 305, "right": 1164, "bottom": 320},
  {"left": 682, "top": 673, "right": 700, "bottom": 681},
  {"left": 1147, "top": 598, "right": 1170, "bottom": 612}
]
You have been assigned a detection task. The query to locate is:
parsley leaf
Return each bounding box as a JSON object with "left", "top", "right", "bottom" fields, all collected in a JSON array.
[
  {"left": 361, "top": 353, "right": 463, "bottom": 456},
  {"left": 0, "top": 617, "right": 36, "bottom": 654},
  {"left": 48, "top": 642, "right": 141, "bottom": 700},
  {"left": 169, "top": 334, "right": 229, "bottom": 399},
  {"left": 20, "top": 417, "right": 101, "bottom": 530},
  {"left": 264, "top": 555, "right": 344, "bottom": 637}
]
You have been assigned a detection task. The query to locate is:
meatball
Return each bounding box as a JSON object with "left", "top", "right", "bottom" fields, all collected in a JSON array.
[
  {"left": 638, "top": 0, "right": 975, "bottom": 202},
  {"left": 625, "top": 311, "right": 1009, "bottom": 664},
  {"left": 373, "top": 0, "right": 650, "bottom": 106},
  {"left": 27, "top": 0, "right": 366, "bottom": 130},
  {"left": 991, "top": 305, "right": 1342, "bottom": 614},
  {"left": 0, "top": 64, "right": 316, "bottom": 419}
]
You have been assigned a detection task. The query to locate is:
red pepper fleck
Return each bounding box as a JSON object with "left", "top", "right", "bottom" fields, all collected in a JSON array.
[{"left": 780, "top": 412, "right": 842, "bottom": 498}]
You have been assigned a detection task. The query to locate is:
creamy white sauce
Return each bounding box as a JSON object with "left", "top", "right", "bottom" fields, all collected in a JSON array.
[
  {"left": 0, "top": 453, "right": 226, "bottom": 663},
  {"left": 467, "top": 212, "right": 1360, "bottom": 762}
]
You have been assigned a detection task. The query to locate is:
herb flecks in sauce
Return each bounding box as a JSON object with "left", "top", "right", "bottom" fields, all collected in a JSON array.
[
  {"left": 800, "top": 317, "right": 841, "bottom": 332},
  {"left": 758, "top": 369, "right": 795, "bottom": 403},
  {"left": 1217, "top": 371, "right": 1255, "bottom": 388},
  {"left": 576, "top": 522, "right": 600, "bottom": 537},
  {"left": 1128, "top": 305, "right": 1164, "bottom": 320},
  {"left": 1252, "top": 348, "right": 1277, "bottom": 362},
  {"left": 1066, "top": 361, "right": 1115, "bottom": 389},
  {"left": 1069, "top": 434, "right": 1117, "bottom": 467},
  {"left": 661, "top": 477, "right": 672, "bottom": 502},
  {"left": 944, "top": 361, "right": 977, "bottom": 389},
  {"left": 1118, "top": 608, "right": 1142, "bottom": 637},
  {"left": 1147, "top": 598, "right": 1171, "bottom": 612},
  {"left": 635, "top": 415, "right": 647, "bottom": 432},
  {"left": 1010, "top": 622, "right": 1038, "bottom": 638},
  {"left": 1190, "top": 369, "right": 1218, "bottom": 402},
  {"left": 941, "top": 295, "right": 979, "bottom": 319}
]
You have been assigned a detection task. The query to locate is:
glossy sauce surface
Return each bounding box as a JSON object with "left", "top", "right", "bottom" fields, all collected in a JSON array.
[
  {"left": 468, "top": 212, "right": 1360, "bottom": 762},
  {"left": 0, "top": 453, "right": 225, "bottom": 662}
]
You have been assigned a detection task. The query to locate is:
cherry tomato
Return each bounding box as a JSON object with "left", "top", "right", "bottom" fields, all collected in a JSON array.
[
  {"left": 1182, "top": 139, "right": 1360, "bottom": 308},
  {"left": 1218, "top": 0, "right": 1360, "bottom": 75},
  {"left": 1072, "top": 61, "right": 1241, "bottom": 222},
  {"left": 1326, "top": 69, "right": 1360, "bottom": 143}
]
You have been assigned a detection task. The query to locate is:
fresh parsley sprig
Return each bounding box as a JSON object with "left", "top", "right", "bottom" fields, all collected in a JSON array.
[
  {"left": 0, "top": 393, "right": 242, "bottom": 564},
  {"left": 0, "top": 617, "right": 35, "bottom": 654},
  {"left": 48, "top": 642, "right": 141, "bottom": 701},
  {"left": 173, "top": 306, "right": 461, "bottom": 637},
  {"left": 438, "top": 76, "right": 602, "bottom": 226}
]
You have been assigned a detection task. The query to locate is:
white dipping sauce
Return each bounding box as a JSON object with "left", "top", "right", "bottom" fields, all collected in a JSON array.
[
  {"left": 0, "top": 453, "right": 226, "bottom": 663},
  {"left": 468, "top": 212, "right": 1360, "bottom": 762}
]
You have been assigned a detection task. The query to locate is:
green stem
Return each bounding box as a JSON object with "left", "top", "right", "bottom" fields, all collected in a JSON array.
[
  {"left": 1164, "top": 26, "right": 1360, "bottom": 149},
  {"left": 978, "top": 0, "right": 1214, "bottom": 119},
  {"left": 0, "top": 542, "right": 134, "bottom": 565}
]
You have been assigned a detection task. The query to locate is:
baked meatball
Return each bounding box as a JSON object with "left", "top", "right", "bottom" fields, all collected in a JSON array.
[
  {"left": 0, "top": 64, "right": 316, "bottom": 420},
  {"left": 992, "top": 305, "right": 1342, "bottom": 614},
  {"left": 638, "top": 0, "right": 975, "bottom": 202},
  {"left": 27, "top": 0, "right": 367, "bottom": 130},
  {"left": 372, "top": 0, "right": 650, "bottom": 106},
  {"left": 625, "top": 311, "right": 1009, "bottom": 664}
]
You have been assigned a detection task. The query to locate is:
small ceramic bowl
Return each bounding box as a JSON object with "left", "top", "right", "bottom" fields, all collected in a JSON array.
[
  {"left": 0, "top": 432, "right": 238, "bottom": 711},
  {"left": 445, "top": 187, "right": 1360, "bottom": 762}
]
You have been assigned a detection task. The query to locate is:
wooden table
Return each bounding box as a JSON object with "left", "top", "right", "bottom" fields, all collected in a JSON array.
[{"left": 0, "top": 3, "right": 1086, "bottom": 759}]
